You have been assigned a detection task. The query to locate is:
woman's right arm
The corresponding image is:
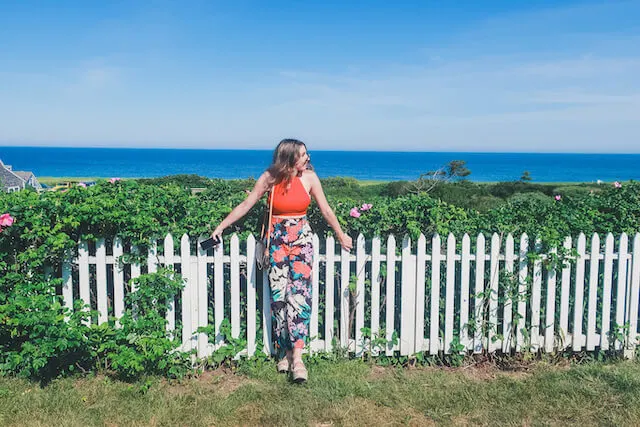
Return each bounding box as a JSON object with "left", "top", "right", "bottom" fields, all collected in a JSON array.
[{"left": 211, "top": 172, "right": 271, "bottom": 241}]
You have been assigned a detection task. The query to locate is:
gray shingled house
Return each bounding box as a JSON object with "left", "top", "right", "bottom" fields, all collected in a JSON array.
[{"left": 0, "top": 159, "right": 42, "bottom": 192}]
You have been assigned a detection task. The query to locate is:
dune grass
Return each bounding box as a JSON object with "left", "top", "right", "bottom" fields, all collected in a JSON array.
[{"left": 2, "top": 358, "right": 640, "bottom": 426}]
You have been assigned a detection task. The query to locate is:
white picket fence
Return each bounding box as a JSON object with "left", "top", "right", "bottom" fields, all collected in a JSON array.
[{"left": 58, "top": 232, "right": 640, "bottom": 359}]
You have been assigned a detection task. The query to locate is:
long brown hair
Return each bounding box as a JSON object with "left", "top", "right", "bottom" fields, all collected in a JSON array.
[{"left": 266, "top": 138, "right": 313, "bottom": 187}]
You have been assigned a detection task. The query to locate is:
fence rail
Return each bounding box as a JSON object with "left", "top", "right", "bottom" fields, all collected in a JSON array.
[{"left": 58, "top": 232, "right": 640, "bottom": 359}]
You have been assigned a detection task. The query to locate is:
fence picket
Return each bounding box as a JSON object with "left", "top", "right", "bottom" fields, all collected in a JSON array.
[
  {"left": 371, "top": 236, "right": 382, "bottom": 352},
  {"left": 230, "top": 234, "right": 240, "bottom": 339},
  {"left": 310, "top": 234, "right": 320, "bottom": 353},
  {"left": 62, "top": 256, "right": 73, "bottom": 314},
  {"left": 78, "top": 240, "right": 90, "bottom": 325},
  {"left": 400, "top": 235, "right": 415, "bottom": 356},
  {"left": 531, "top": 238, "right": 542, "bottom": 352},
  {"left": 516, "top": 234, "right": 528, "bottom": 352},
  {"left": 488, "top": 233, "right": 500, "bottom": 352},
  {"left": 113, "top": 237, "right": 124, "bottom": 325},
  {"left": 190, "top": 258, "right": 199, "bottom": 354},
  {"left": 503, "top": 234, "right": 515, "bottom": 352},
  {"left": 573, "top": 234, "right": 587, "bottom": 351},
  {"left": 355, "top": 234, "right": 366, "bottom": 356},
  {"left": 325, "top": 236, "right": 335, "bottom": 353},
  {"left": 429, "top": 234, "right": 441, "bottom": 354},
  {"left": 415, "top": 234, "right": 427, "bottom": 353},
  {"left": 615, "top": 234, "right": 629, "bottom": 350},
  {"left": 560, "top": 237, "right": 572, "bottom": 348},
  {"left": 586, "top": 234, "right": 600, "bottom": 351},
  {"left": 215, "top": 236, "right": 225, "bottom": 348},
  {"left": 130, "top": 245, "right": 141, "bottom": 284},
  {"left": 196, "top": 236, "right": 209, "bottom": 358},
  {"left": 96, "top": 238, "right": 108, "bottom": 324},
  {"left": 386, "top": 235, "right": 396, "bottom": 356},
  {"left": 473, "top": 234, "right": 486, "bottom": 354},
  {"left": 148, "top": 240, "right": 158, "bottom": 274},
  {"left": 445, "top": 234, "right": 456, "bottom": 354},
  {"left": 180, "top": 234, "right": 192, "bottom": 351},
  {"left": 340, "top": 244, "right": 351, "bottom": 351},
  {"left": 460, "top": 234, "right": 471, "bottom": 351},
  {"left": 544, "top": 246, "right": 557, "bottom": 353},
  {"left": 627, "top": 234, "right": 640, "bottom": 352},
  {"left": 246, "top": 235, "right": 257, "bottom": 357},
  {"left": 601, "top": 233, "right": 614, "bottom": 350},
  {"left": 163, "top": 234, "right": 175, "bottom": 332}
]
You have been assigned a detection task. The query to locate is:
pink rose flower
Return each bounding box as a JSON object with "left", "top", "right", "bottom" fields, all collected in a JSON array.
[
  {"left": 349, "top": 207, "right": 361, "bottom": 218},
  {"left": 0, "top": 213, "right": 14, "bottom": 227},
  {"left": 360, "top": 203, "right": 373, "bottom": 211},
  {"left": 614, "top": 181, "right": 622, "bottom": 188},
  {"left": 554, "top": 195, "right": 562, "bottom": 201},
  {"left": 77, "top": 182, "right": 87, "bottom": 188},
  {"left": 108, "top": 177, "right": 122, "bottom": 184}
]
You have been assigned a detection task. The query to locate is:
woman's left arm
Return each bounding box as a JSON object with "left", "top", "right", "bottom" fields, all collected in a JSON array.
[{"left": 308, "top": 171, "right": 353, "bottom": 251}]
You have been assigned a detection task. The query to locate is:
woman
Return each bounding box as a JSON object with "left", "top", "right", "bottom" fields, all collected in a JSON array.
[{"left": 211, "top": 139, "right": 353, "bottom": 382}]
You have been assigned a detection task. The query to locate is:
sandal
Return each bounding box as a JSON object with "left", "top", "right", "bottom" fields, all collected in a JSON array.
[
  {"left": 277, "top": 357, "right": 290, "bottom": 374},
  {"left": 291, "top": 361, "right": 308, "bottom": 383}
]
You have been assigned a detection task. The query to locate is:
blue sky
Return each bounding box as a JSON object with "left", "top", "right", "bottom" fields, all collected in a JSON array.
[{"left": 1, "top": 0, "right": 639, "bottom": 152}]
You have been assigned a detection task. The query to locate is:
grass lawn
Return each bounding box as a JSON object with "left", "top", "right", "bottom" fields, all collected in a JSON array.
[
  {"left": 2, "top": 358, "right": 640, "bottom": 426},
  {"left": 38, "top": 177, "right": 105, "bottom": 186}
]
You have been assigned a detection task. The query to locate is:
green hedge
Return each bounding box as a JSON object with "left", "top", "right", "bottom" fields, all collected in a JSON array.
[{"left": 1, "top": 177, "right": 638, "bottom": 381}]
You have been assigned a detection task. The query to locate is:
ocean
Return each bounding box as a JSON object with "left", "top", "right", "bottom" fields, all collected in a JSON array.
[{"left": 1, "top": 146, "right": 639, "bottom": 183}]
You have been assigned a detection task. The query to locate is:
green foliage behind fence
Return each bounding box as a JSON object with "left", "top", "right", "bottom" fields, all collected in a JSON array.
[{"left": 1, "top": 177, "right": 638, "bottom": 381}]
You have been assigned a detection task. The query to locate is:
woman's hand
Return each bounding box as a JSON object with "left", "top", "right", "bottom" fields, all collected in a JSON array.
[
  {"left": 338, "top": 233, "right": 353, "bottom": 252},
  {"left": 210, "top": 226, "right": 224, "bottom": 243}
]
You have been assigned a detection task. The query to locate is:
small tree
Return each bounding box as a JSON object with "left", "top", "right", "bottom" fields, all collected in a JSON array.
[
  {"left": 520, "top": 171, "right": 532, "bottom": 182},
  {"left": 409, "top": 160, "right": 472, "bottom": 193},
  {"left": 520, "top": 171, "right": 533, "bottom": 182},
  {"left": 446, "top": 160, "right": 471, "bottom": 180}
]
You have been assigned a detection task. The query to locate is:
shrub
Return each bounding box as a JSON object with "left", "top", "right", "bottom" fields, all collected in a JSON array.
[
  {"left": 90, "top": 269, "right": 191, "bottom": 381},
  {"left": 1, "top": 176, "right": 639, "bottom": 381}
]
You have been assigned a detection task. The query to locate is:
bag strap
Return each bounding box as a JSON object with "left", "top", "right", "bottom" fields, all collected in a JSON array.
[{"left": 260, "top": 188, "right": 275, "bottom": 246}]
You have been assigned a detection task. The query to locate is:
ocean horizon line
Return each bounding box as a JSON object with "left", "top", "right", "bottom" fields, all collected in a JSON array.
[{"left": 2, "top": 144, "right": 640, "bottom": 156}]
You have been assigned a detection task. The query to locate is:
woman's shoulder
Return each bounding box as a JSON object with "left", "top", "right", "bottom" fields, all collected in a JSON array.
[
  {"left": 301, "top": 169, "right": 317, "bottom": 179},
  {"left": 260, "top": 170, "right": 276, "bottom": 183},
  {"left": 300, "top": 170, "right": 319, "bottom": 191},
  {"left": 257, "top": 171, "right": 276, "bottom": 191}
]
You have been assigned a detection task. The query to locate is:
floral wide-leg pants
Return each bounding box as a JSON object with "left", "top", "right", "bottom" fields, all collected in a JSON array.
[{"left": 268, "top": 217, "right": 313, "bottom": 357}]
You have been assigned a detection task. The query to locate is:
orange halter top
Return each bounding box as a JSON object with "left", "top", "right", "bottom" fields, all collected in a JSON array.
[{"left": 269, "top": 176, "right": 311, "bottom": 217}]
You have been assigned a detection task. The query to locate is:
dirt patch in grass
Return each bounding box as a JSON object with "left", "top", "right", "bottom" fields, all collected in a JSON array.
[
  {"left": 368, "top": 365, "right": 390, "bottom": 380},
  {"left": 314, "top": 397, "right": 435, "bottom": 427},
  {"left": 163, "top": 368, "right": 256, "bottom": 398},
  {"left": 234, "top": 402, "right": 265, "bottom": 425},
  {"left": 367, "top": 361, "right": 542, "bottom": 383},
  {"left": 451, "top": 362, "right": 532, "bottom": 381}
]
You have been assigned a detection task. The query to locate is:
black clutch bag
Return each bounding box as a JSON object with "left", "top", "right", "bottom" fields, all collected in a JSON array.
[{"left": 200, "top": 236, "right": 221, "bottom": 251}]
